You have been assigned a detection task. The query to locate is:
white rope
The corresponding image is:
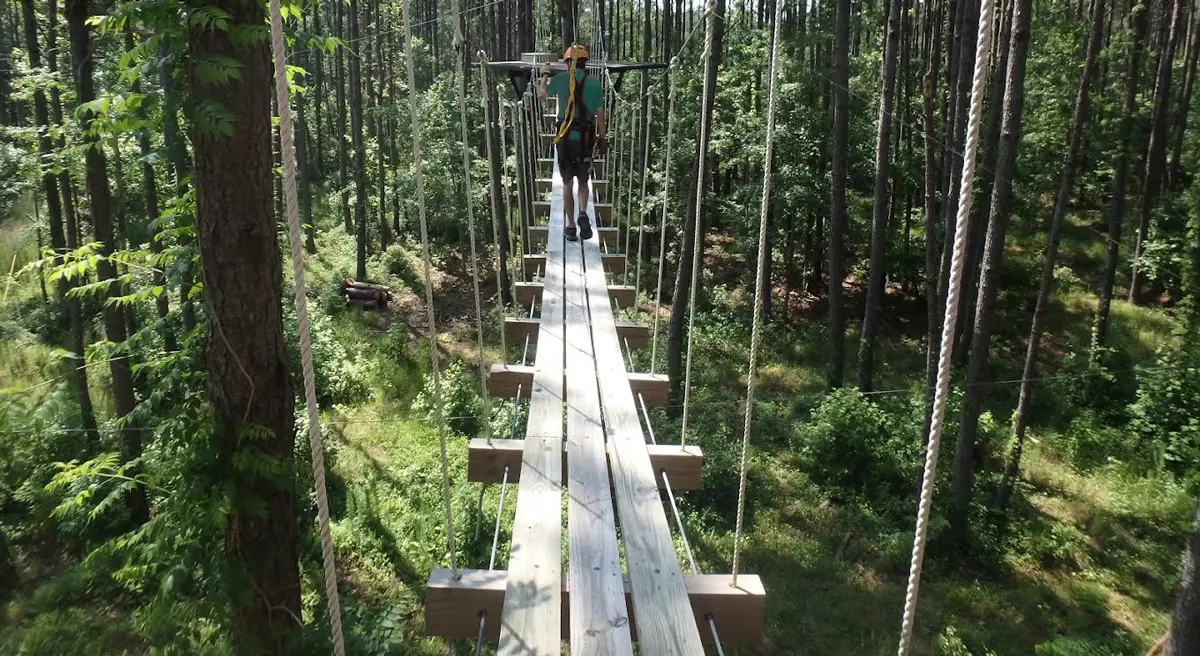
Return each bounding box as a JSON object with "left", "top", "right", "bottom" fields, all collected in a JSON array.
[
  {"left": 451, "top": 13, "right": 491, "bottom": 444},
  {"left": 731, "top": 0, "right": 783, "bottom": 587},
  {"left": 402, "top": 0, "right": 458, "bottom": 575},
  {"left": 679, "top": 0, "right": 717, "bottom": 448},
  {"left": 266, "top": 2, "right": 344, "bottom": 652},
  {"left": 897, "top": 0, "right": 997, "bottom": 652},
  {"left": 650, "top": 58, "right": 678, "bottom": 375},
  {"left": 623, "top": 96, "right": 639, "bottom": 283}
]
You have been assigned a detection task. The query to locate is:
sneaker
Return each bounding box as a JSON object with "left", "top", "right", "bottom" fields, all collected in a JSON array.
[
  {"left": 565, "top": 225, "right": 578, "bottom": 242},
  {"left": 578, "top": 213, "right": 593, "bottom": 241}
]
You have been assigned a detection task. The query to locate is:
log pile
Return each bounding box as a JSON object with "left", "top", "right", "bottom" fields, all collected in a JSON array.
[{"left": 342, "top": 278, "right": 392, "bottom": 310}]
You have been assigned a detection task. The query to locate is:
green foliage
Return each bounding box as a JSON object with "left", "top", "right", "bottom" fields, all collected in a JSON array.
[
  {"left": 793, "top": 388, "right": 920, "bottom": 506},
  {"left": 1129, "top": 331, "right": 1200, "bottom": 476},
  {"left": 283, "top": 301, "right": 369, "bottom": 408},
  {"left": 1033, "top": 636, "right": 1120, "bottom": 656},
  {"left": 413, "top": 359, "right": 482, "bottom": 437}
]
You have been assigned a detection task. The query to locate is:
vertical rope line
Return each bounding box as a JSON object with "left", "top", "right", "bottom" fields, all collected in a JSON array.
[
  {"left": 452, "top": 18, "right": 491, "bottom": 444},
  {"left": 402, "top": 0, "right": 458, "bottom": 575},
  {"left": 679, "top": 0, "right": 716, "bottom": 448},
  {"left": 634, "top": 89, "right": 653, "bottom": 296},
  {"left": 479, "top": 54, "right": 515, "bottom": 377},
  {"left": 897, "top": 0, "right": 996, "bottom": 652},
  {"left": 267, "top": 2, "right": 344, "bottom": 652},
  {"left": 650, "top": 60, "right": 677, "bottom": 375},
  {"left": 623, "top": 94, "right": 638, "bottom": 284},
  {"left": 731, "top": 0, "right": 783, "bottom": 586}
]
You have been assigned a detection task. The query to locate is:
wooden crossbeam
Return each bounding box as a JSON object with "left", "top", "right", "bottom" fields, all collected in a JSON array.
[
  {"left": 426, "top": 569, "right": 766, "bottom": 644},
  {"left": 524, "top": 253, "right": 626, "bottom": 275},
  {"left": 512, "top": 279, "right": 634, "bottom": 305},
  {"left": 487, "top": 363, "right": 668, "bottom": 406},
  {"left": 534, "top": 200, "right": 550, "bottom": 217},
  {"left": 505, "top": 317, "right": 649, "bottom": 348},
  {"left": 466, "top": 438, "right": 703, "bottom": 490},
  {"left": 536, "top": 178, "right": 553, "bottom": 194},
  {"left": 528, "top": 225, "right": 618, "bottom": 247}
]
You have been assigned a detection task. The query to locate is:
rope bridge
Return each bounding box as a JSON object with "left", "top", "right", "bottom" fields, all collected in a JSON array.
[{"left": 422, "top": 60, "right": 766, "bottom": 652}]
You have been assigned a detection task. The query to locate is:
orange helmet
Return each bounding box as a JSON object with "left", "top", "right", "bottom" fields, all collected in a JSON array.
[{"left": 563, "top": 44, "right": 590, "bottom": 62}]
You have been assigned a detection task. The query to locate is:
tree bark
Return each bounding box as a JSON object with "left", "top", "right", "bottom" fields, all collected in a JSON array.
[
  {"left": 67, "top": 0, "right": 148, "bottom": 524},
  {"left": 349, "top": 0, "right": 368, "bottom": 281},
  {"left": 187, "top": 0, "right": 302, "bottom": 647},
  {"left": 1094, "top": 0, "right": 1148, "bottom": 352},
  {"left": 828, "top": 0, "right": 850, "bottom": 389},
  {"left": 921, "top": 0, "right": 942, "bottom": 443},
  {"left": 1165, "top": 490, "right": 1200, "bottom": 656},
  {"left": 858, "top": 0, "right": 902, "bottom": 392},
  {"left": 1129, "top": 0, "right": 1182, "bottom": 305},
  {"left": 997, "top": 0, "right": 1106, "bottom": 511},
  {"left": 1169, "top": 1, "right": 1200, "bottom": 188},
  {"left": 667, "top": 0, "right": 725, "bottom": 408},
  {"left": 336, "top": 0, "right": 351, "bottom": 234},
  {"left": 948, "top": 0, "right": 1033, "bottom": 543}
]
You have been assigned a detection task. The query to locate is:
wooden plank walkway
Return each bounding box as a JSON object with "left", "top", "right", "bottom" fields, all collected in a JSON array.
[
  {"left": 497, "top": 163, "right": 566, "bottom": 655},
  {"left": 580, "top": 179, "right": 707, "bottom": 654},
  {"left": 562, "top": 167, "right": 633, "bottom": 652}
]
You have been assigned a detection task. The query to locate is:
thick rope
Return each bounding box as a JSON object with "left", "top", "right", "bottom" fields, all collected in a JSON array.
[
  {"left": 623, "top": 98, "right": 639, "bottom": 282},
  {"left": 266, "top": 2, "right": 344, "bottom": 652},
  {"left": 679, "top": 0, "right": 717, "bottom": 448},
  {"left": 731, "top": 0, "right": 784, "bottom": 587},
  {"left": 450, "top": 15, "right": 491, "bottom": 443},
  {"left": 634, "top": 90, "right": 653, "bottom": 295},
  {"left": 897, "top": 0, "right": 997, "bottom": 652},
  {"left": 402, "top": 0, "right": 458, "bottom": 575},
  {"left": 650, "top": 59, "right": 678, "bottom": 375}
]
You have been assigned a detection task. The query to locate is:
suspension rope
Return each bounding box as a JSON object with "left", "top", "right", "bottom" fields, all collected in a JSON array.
[
  {"left": 267, "top": 2, "right": 344, "bottom": 652},
  {"left": 897, "top": 0, "right": 997, "bottom": 651},
  {"left": 623, "top": 97, "right": 638, "bottom": 284},
  {"left": 451, "top": 19, "right": 491, "bottom": 444},
  {"left": 650, "top": 58, "right": 677, "bottom": 375},
  {"left": 679, "top": 0, "right": 717, "bottom": 448},
  {"left": 401, "top": 0, "right": 458, "bottom": 575},
  {"left": 731, "top": 0, "right": 783, "bottom": 587}
]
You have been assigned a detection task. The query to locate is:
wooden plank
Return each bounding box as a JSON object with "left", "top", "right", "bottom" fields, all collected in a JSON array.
[
  {"left": 426, "top": 568, "right": 765, "bottom": 644},
  {"left": 628, "top": 373, "right": 670, "bottom": 408},
  {"left": 505, "top": 317, "right": 649, "bottom": 349},
  {"left": 498, "top": 161, "right": 567, "bottom": 655},
  {"left": 581, "top": 194, "right": 706, "bottom": 653},
  {"left": 529, "top": 225, "right": 548, "bottom": 247},
  {"left": 489, "top": 364, "right": 665, "bottom": 405},
  {"left": 534, "top": 200, "right": 551, "bottom": 217},
  {"left": 507, "top": 283, "right": 642, "bottom": 313},
  {"left": 536, "top": 178, "right": 553, "bottom": 194},
  {"left": 467, "top": 438, "right": 704, "bottom": 490},
  {"left": 523, "top": 254, "right": 546, "bottom": 277},
  {"left": 562, "top": 210, "right": 633, "bottom": 653},
  {"left": 602, "top": 253, "right": 626, "bottom": 274},
  {"left": 608, "top": 284, "right": 636, "bottom": 308},
  {"left": 593, "top": 203, "right": 613, "bottom": 221}
]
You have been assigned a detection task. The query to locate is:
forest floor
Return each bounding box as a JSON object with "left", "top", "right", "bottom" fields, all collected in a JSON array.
[{"left": 0, "top": 204, "right": 1192, "bottom": 655}]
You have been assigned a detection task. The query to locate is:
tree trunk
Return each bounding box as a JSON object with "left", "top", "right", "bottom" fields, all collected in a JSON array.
[
  {"left": 483, "top": 70, "right": 513, "bottom": 303},
  {"left": 158, "top": 43, "right": 197, "bottom": 334},
  {"left": 67, "top": 0, "right": 148, "bottom": 524},
  {"left": 1094, "top": 0, "right": 1148, "bottom": 353},
  {"left": 948, "top": 0, "right": 1033, "bottom": 543},
  {"left": 997, "top": 0, "right": 1106, "bottom": 511},
  {"left": 187, "top": 0, "right": 302, "bottom": 647},
  {"left": 857, "top": 0, "right": 902, "bottom": 393},
  {"left": 667, "top": 0, "right": 725, "bottom": 408},
  {"left": 349, "top": 0, "right": 368, "bottom": 281},
  {"left": 1129, "top": 0, "right": 1181, "bottom": 305},
  {"left": 1165, "top": 490, "right": 1200, "bottom": 656},
  {"left": 1169, "top": 2, "right": 1200, "bottom": 188},
  {"left": 336, "top": 0, "right": 351, "bottom": 234},
  {"left": 828, "top": 0, "right": 850, "bottom": 389},
  {"left": 921, "top": 0, "right": 942, "bottom": 443}
]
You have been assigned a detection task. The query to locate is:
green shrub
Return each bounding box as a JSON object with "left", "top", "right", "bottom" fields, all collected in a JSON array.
[
  {"left": 1059, "top": 411, "right": 1137, "bottom": 471},
  {"left": 1033, "top": 636, "right": 1119, "bottom": 656},
  {"left": 413, "top": 360, "right": 482, "bottom": 437},
  {"left": 1129, "top": 332, "right": 1200, "bottom": 476},
  {"left": 283, "top": 302, "right": 369, "bottom": 408},
  {"left": 793, "top": 388, "right": 920, "bottom": 505}
]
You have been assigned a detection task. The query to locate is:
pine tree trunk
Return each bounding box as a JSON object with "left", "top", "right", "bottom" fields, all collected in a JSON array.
[
  {"left": 66, "top": 0, "right": 147, "bottom": 524},
  {"left": 667, "top": 0, "right": 725, "bottom": 408},
  {"left": 949, "top": 0, "right": 1033, "bottom": 543},
  {"left": 998, "top": 0, "right": 1105, "bottom": 511},
  {"left": 921, "top": 0, "right": 942, "bottom": 443},
  {"left": 828, "top": 0, "right": 850, "bottom": 389},
  {"left": 858, "top": 0, "right": 902, "bottom": 392},
  {"left": 1165, "top": 490, "right": 1200, "bottom": 656},
  {"left": 336, "top": 0, "right": 351, "bottom": 234},
  {"left": 1129, "top": 0, "right": 1181, "bottom": 305},
  {"left": 349, "top": 0, "right": 368, "bottom": 281},
  {"left": 1094, "top": 0, "right": 1148, "bottom": 352},
  {"left": 187, "top": 0, "right": 302, "bottom": 647},
  {"left": 1169, "top": 2, "right": 1200, "bottom": 188}
]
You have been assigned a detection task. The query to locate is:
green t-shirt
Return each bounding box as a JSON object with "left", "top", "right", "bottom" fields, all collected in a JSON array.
[{"left": 546, "top": 70, "right": 602, "bottom": 141}]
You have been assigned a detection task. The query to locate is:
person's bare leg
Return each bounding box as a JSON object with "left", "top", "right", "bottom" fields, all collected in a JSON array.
[
  {"left": 577, "top": 174, "right": 590, "bottom": 218},
  {"left": 563, "top": 175, "right": 576, "bottom": 227}
]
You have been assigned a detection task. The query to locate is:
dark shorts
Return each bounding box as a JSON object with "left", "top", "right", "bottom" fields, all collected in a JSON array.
[{"left": 556, "top": 135, "right": 592, "bottom": 182}]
